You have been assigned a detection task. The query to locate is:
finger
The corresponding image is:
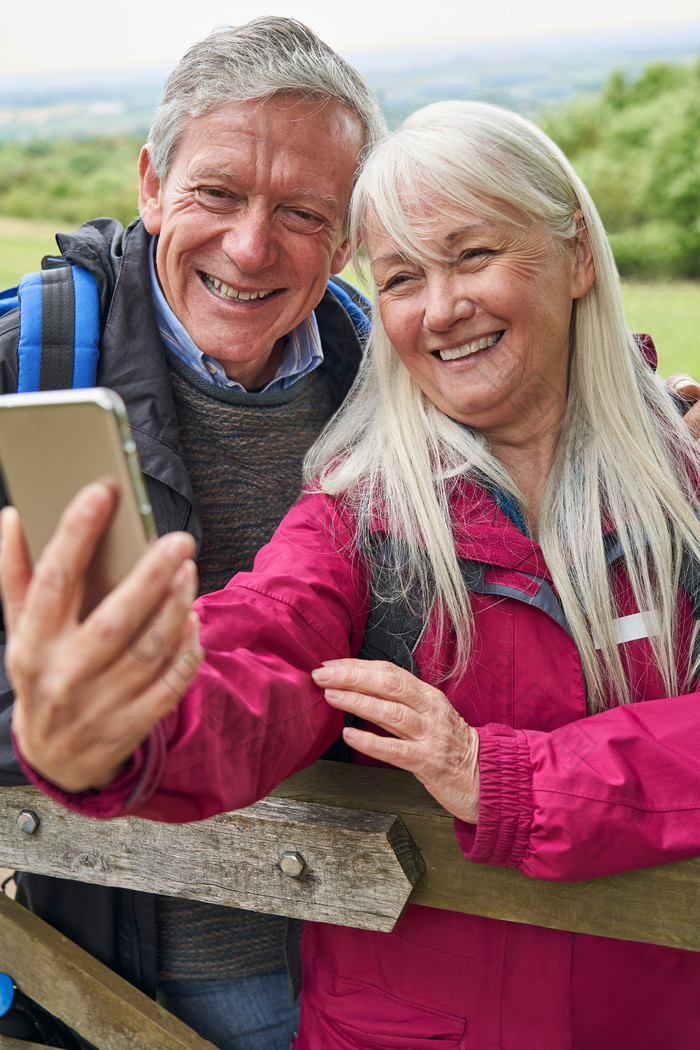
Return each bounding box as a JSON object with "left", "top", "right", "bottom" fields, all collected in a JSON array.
[
  {"left": 681, "top": 403, "right": 700, "bottom": 442},
  {"left": 107, "top": 571, "right": 201, "bottom": 695},
  {"left": 128, "top": 613, "right": 204, "bottom": 724},
  {"left": 19, "top": 482, "right": 117, "bottom": 642},
  {"left": 0, "top": 506, "right": 33, "bottom": 635},
  {"left": 71, "top": 533, "right": 197, "bottom": 678},
  {"left": 342, "top": 723, "right": 419, "bottom": 768},
  {"left": 666, "top": 374, "right": 700, "bottom": 400},
  {"left": 323, "top": 685, "right": 424, "bottom": 741},
  {"left": 84, "top": 615, "right": 203, "bottom": 791},
  {"left": 313, "top": 658, "right": 435, "bottom": 712}
]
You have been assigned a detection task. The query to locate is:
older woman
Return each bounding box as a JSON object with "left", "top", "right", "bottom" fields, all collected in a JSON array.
[{"left": 6, "top": 101, "right": 700, "bottom": 1049}]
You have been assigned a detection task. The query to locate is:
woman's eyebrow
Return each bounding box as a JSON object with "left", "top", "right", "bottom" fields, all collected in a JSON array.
[{"left": 445, "top": 222, "right": 496, "bottom": 242}]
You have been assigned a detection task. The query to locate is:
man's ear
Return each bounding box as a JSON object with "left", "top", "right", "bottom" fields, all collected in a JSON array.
[
  {"left": 571, "top": 209, "right": 595, "bottom": 300},
  {"left": 138, "top": 146, "right": 163, "bottom": 235},
  {"left": 330, "top": 235, "right": 353, "bottom": 275}
]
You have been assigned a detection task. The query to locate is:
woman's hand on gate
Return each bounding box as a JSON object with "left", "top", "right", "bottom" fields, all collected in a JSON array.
[{"left": 313, "top": 658, "right": 480, "bottom": 824}]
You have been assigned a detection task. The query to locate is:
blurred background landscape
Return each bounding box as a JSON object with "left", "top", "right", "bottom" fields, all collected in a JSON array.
[{"left": 1, "top": 14, "right": 699, "bottom": 376}]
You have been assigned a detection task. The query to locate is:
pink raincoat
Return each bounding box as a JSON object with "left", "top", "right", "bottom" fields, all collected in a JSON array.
[{"left": 25, "top": 483, "right": 700, "bottom": 1049}]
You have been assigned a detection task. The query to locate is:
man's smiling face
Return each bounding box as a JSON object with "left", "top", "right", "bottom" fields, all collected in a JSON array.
[{"left": 139, "top": 95, "right": 364, "bottom": 388}]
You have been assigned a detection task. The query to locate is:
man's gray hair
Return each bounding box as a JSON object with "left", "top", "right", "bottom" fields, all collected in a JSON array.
[{"left": 148, "top": 16, "right": 386, "bottom": 180}]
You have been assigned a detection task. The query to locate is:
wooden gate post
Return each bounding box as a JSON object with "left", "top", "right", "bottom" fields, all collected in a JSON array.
[{"left": 0, "top": 892, "right": 218, "bottom": 1050}]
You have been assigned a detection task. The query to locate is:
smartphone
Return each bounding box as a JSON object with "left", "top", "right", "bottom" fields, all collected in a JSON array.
[{"left": 0, "top": 388, "right": 157, "bottom": 617}]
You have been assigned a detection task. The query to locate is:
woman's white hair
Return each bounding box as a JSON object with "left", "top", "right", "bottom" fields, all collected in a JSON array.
[{"left": 306, "top": 99, "right": 700, "bottom": 711}]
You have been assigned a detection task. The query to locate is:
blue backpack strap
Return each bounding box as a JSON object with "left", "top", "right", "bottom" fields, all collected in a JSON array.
[
  {"left": 16, "top": 262, "right": 100, "bottom": 392},
  {"left": 0, "top": 285, "right": 20, "bottom": 316},
  {"left": 327, "top": 275, "right": 371, "bottom": 342}
]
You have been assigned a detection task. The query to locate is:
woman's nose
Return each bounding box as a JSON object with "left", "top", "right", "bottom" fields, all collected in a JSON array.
[{"left": 423, "top": 276, "right": 475, "bottom": 332}]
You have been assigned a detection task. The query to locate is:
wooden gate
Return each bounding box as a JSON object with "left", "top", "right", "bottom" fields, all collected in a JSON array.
[{"left": 2, "top": 761, "right": 700, "bottom": 1048}]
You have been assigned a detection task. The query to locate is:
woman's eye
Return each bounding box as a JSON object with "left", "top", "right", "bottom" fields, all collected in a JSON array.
[
  {"left": 460, "top": 248, "right": 493, "bottom": 262},
  {"left": 379, "top": 273, "right": 415, "bottom": 292}
]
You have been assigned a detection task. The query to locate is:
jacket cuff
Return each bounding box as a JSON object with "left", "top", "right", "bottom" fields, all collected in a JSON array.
[
  {"left": 454, "top": 723, "right": 535, "bottom": 867},
  {"left": 12, "top": 725, "right": 165, "bottom": 819}
]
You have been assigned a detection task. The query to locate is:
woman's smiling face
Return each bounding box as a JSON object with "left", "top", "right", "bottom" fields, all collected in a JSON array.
[{"left": 367, "top": 203, "right": 594, "bottom": 448}]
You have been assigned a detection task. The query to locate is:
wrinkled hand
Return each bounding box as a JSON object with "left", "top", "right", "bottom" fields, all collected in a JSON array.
[
  {"left": 313, "top": 658, "right": 479, "bottom": 824},
  {"left": 0, "top": 482, "right": 203, "bottom": 793},
  {"left": 666, "top": 374, "right": 700, "bottom": 440}
]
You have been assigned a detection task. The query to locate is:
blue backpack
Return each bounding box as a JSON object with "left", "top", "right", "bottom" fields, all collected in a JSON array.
[{"left": 0, "top": 260, "right": 100, "bottom": 391}]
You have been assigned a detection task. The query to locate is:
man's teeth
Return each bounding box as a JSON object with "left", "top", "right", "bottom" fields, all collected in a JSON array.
[
  {"left": 439, "top": 332, "right": 502, "bottom": 361},
  {"left": 202, "top": 274, "right": 274, "bottom": 302}
]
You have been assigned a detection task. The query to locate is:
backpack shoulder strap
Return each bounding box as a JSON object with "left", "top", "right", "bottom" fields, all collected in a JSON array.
[
  {"left": 357, "top": 534, "right": 425, "bottom": 676},
  {"left": 326, "top": 275, "right": 371, "bottom": 342},
  {"left": 15, "top": 260, "right": 100, "bottom": 392}
]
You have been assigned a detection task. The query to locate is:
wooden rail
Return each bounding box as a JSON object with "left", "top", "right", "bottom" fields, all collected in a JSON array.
[
  {"left": 0, "top": 892, "right": 218, "bottom": 1050},
  {"left": 3, "top": 761, "right": 700, "bottom": 1048},
  {"left": 2, "top": 761, "right": 700, "bottom": 951},
  {"left": 0, "top": 770, "right": 424, "bottom": 934}
]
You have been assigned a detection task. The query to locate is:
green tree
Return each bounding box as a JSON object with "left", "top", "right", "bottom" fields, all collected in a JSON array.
[{"left": 540, "top": 56, "right": 700, "bottom": 278}]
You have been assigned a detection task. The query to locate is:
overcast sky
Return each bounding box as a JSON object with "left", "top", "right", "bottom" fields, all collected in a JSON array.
[{"left": 4, "top": 0, "right": 700, "bottom": 78}]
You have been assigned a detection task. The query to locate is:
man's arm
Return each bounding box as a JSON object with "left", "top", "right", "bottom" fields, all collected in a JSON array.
[{"left": 0, "top": 482, "right": 202, "bottom": 792}]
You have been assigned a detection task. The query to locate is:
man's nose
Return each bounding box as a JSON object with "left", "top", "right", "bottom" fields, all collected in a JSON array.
[{"left": 221, "top": 210, "right": 278, "bottom": 272}]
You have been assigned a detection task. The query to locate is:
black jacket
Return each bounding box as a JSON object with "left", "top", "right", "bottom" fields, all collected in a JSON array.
[{"left": 0, "top": 217, "right": 365, "bottom": 1040}]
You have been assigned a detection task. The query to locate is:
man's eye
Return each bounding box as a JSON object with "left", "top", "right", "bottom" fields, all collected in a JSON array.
[
  {"left": 281, "top": 208, "right": 327, "bottom": 234},
  {"left": 195, "top": 187, "right": 238, "bottom": 211}
]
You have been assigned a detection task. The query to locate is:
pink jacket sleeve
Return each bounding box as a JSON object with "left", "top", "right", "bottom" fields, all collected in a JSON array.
[
  {"left": 19, "top": 494, "right": 370, "bottom": 822},
  {"left": 455, "top": 693, "right": 700, "bottom": 880}
]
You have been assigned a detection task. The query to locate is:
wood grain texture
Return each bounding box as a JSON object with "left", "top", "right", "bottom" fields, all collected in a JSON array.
[
  {"left": 0, "top": 894, "right": 218, "bottom": 1050},
  {"left": 274, "top": 762, "right": 700, "bottom": 952},
  {"left": 0, "top": 781, "right": 424, "bottom": 932},
  {"left": 3, "top": 761, "right": 700, "bottom": 950}
]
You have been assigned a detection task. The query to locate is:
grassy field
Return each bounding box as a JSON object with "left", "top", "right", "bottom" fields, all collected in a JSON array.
[
  {"left": 619, "top": 279, "right": 700, "bottom": 379},
  {"left": 2, "top": 216, "right": 699, "bottom": 379},
  {"left": 0, "top": 216, "right": 63, "bottom": 289}
]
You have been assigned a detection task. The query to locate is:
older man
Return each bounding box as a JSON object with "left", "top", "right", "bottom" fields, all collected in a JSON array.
[{"left": 0, "top": 17, "right": 385, "bottom": 1049}]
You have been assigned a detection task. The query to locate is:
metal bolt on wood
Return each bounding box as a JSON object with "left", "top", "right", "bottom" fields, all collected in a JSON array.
[
  {"left": 16, "top": 810, "right": 40, "bottom": 835},
  {"left": 279, "top": 850, "right": 306, "bottom": 877}
]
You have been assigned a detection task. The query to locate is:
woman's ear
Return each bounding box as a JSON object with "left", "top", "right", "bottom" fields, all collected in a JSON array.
[
  {"left": 138, "top": 146, "right": 163, "bottom": 235},
  {"left": 571, "top": 209, "right": 595, "bottom": 300}
]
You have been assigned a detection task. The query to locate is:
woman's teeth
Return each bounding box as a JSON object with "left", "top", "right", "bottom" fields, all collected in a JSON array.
[{"left": 439, "top": 332, "right": 503, "bottom": 361}]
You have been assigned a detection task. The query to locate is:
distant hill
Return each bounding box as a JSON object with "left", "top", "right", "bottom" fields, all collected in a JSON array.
[{"left": 0, "top": 22, "right": 699, "bottom": 141}]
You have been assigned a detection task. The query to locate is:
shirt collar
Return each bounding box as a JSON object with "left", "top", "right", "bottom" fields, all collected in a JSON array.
[{"left": 148, "top": 237, "right": 324, "bottom": 393}]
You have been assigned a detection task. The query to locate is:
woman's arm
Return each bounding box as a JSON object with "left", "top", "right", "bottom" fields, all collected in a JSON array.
[{"left": 458, "top": 694, "right": 700, "bottom": 881}]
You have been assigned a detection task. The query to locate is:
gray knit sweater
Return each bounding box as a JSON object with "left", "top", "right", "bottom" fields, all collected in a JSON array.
[{"left": 156, "top": 354, "right": 336, "bottom": 980}]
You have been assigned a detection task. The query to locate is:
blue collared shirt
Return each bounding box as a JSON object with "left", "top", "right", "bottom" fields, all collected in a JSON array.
[{"left": 148, "top": 239, "right": 324, "bottom": 392}]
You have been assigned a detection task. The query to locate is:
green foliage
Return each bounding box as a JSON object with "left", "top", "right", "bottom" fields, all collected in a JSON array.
[
  {"left": 541, "top": 56, "right": 700, "bottom": 278},
  {"left": 0, "top": 53, "right": 698, "bottom": 281},
  {"left": 0, "top": 136, "right": 141, "bottom": 228}
]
